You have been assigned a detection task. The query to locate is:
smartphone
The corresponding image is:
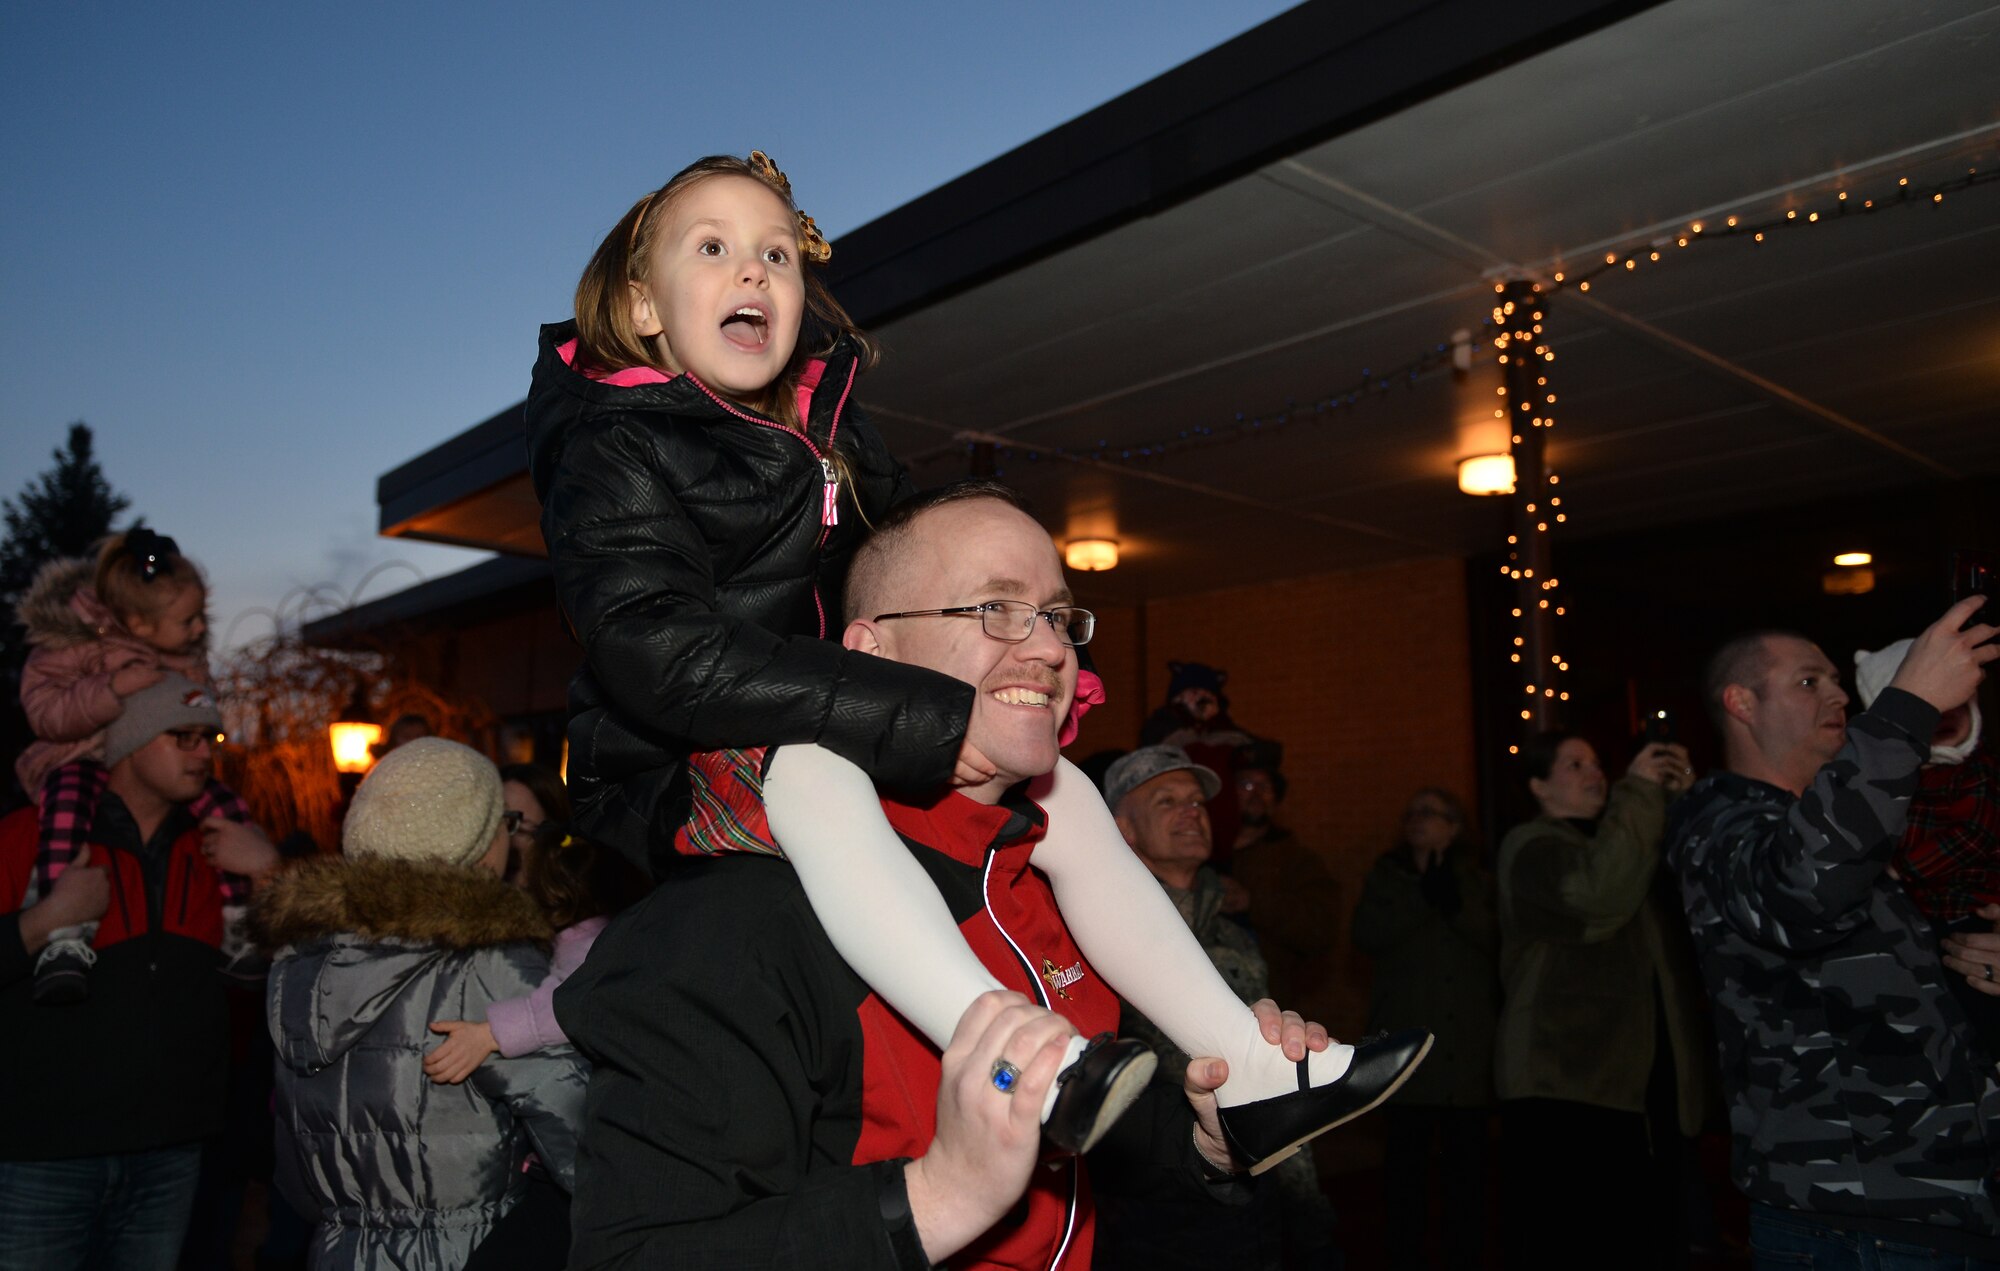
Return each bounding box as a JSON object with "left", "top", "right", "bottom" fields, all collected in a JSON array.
[
  {"left": 1953, "top": 550, "right": 1999, "bottom": 612},
  {"left": 1641, "top": 709, "right": 1676, "bottom": 746}
]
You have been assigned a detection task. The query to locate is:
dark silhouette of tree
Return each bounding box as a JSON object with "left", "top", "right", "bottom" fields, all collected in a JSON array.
[
  {"left": 1, "top": 423, "right": 131, "bottom": 807},
  {"left": 2, "top": 423, "right": 129, "bottom": 608}
]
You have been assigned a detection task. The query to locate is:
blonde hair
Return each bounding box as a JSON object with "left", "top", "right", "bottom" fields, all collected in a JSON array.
[
  {"left": 573, "top": 154, "right": 879, "bottom": 436},
  {"left": 93, "top": 530, "right": 204, "bottom": 627}
]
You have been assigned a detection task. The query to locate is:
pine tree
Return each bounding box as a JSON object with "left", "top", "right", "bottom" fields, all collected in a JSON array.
[{"left": 1, "top": 422, "right": 131, "bottom": 658}]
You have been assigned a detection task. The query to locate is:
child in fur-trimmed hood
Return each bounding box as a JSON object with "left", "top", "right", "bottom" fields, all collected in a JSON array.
[{"left": 256, "top": 738, "right": 587, "bottom": 1271}]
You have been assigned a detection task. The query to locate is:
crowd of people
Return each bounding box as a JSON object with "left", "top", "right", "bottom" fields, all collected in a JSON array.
[{"left": 2, "top": 148, "right": 1996, "bottom": 1271}]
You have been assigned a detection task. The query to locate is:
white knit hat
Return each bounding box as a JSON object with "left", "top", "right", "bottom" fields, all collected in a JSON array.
[
  {"left": 1852, "top": 638, "right": 1913, "bottom": 713},
  {"left": 1854, "top": 638, "right": 1982, "bottom": 765},
  {"left": 341, "top": 737, "right": 504, "bottom": 867}
]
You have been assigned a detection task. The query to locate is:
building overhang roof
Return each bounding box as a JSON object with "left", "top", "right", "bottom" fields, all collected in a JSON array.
[{"left": 374, "top": 0, "right": 2000, "bottom": 605}]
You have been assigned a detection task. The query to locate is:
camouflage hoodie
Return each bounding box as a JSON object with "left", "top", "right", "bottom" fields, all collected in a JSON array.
[{"left": 1668, "top": 687, "right": 2000, "bottom": 1247}]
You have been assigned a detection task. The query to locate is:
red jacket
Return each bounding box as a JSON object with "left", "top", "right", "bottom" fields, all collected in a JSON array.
[
  {"left": 0, "top": 799, "right": 229, "bottom": 1159},
  {"left": 559, "top": 785, "right": 1129, "bottom": 1270}
]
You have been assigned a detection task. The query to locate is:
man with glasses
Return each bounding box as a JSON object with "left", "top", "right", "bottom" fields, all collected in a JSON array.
[
  {"left": 561, "top": 483, "right": 1288, "bottom": 1270},
  {"left": 0, "top": 675, "right": 281, "bottom": 1271}
]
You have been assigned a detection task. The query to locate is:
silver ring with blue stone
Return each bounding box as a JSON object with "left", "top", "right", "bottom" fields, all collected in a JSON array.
[{"left": 990, "top": 1058, "right": 1022, "bottom": 1095}]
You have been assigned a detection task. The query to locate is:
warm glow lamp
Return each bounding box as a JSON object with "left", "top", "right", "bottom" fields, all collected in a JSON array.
[
  {"left": 1457, "top": 454, "right": 1516, "bottom": 496},
  {"left": 329, "top": 721, "right": 382, "bottom": 774},
  {"left": 1833, "top": 552, "right": 1872, "bottom": 567},
  {"left": 329, "top": 683, "right": 381, "bottom": 775},
  {"left": 1065, "top": 539, "right": 1119, "bottom": 571}
]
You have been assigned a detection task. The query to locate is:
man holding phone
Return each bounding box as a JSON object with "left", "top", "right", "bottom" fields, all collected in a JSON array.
[{"left": 1670, "top": 597, "right": 2000, "bottom": 1266}]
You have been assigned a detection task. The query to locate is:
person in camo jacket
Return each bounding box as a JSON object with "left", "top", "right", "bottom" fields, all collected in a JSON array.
[{"left": 1668, "top": 598, "right": 2000, "bottom": 1269}]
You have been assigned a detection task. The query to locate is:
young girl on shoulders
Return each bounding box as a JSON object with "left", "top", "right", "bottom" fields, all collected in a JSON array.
[
  {"left": 525, "top": 152, "right": 1428, "bottom": 1168},
  {"left": 14, "top": 529, "right": 259, "bottom": 1001}
]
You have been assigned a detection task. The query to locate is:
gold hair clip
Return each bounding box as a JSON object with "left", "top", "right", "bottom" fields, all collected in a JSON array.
[
  {"left": 749, "top": 149, "right": 832, "bottom": 265},
  {"left": 797, "top": 213, "right": 832, "bottom": 265}
]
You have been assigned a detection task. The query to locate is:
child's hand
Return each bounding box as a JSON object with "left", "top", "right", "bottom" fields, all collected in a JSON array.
[
  {"left": 110, "top": 664, "right": 165, "bottom": 697},
  {"left": 425, "top": 1020, "right": 498, "bottom": 1084},
  {"left": 200, "top": 817, "right": 281, "bottom": 882}
]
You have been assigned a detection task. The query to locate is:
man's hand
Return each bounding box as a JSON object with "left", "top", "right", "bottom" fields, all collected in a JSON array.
[
  {"left": 1627, "top": 742, "right": 1693, "bottom": 791},
  {"left": 1941, "top": 903, "right": 2000, "bottom": 997},
  {"left": 1252, "top": 997, "right": 1332, "bottom": 1064},
  {"left": 109, "top": 664, "right": 165, "bottom": 697},
  {"left": 1183, "top": 1055, "right": 1239, "bottom": 1174},
  {"left": 1892, "top": 597, "right": 1999, "bottom": 713},
  {"left": 425, "top": 1020, "right": 499, "bottom": 1083},
  {"left": 200, "top": 817, "right": 281, "bottom": 883},
  {"left": 19, "top": 844, "right": 111, "bottom": 954},
  {"left": 905, "top": 991, "right": 1073, "bottom": 1265}
]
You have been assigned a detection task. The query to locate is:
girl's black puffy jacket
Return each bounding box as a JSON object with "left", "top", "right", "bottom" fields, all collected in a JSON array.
[{"left": 524, "top": 321, "right": 974, "bottom": 874}]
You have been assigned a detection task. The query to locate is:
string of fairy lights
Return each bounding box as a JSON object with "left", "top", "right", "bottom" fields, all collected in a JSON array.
[
  {"left": 938, "top": 161, "right": 1992, "bottom": 745},
  {"left": 945, "top": 162, "right": 1993, "bottom": 474},
  {"left": 1492, "top": 278, "right": 1568, "bottom": 751}
]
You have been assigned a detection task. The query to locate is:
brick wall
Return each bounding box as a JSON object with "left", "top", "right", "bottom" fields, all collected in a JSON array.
[{"left": 1068, "top": 555, "right": 1479, "bottom": 1041}]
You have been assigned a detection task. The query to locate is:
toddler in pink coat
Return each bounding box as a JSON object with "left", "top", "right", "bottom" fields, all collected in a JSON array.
[{"left": 12, "top": 529, "right": 258, "bottom": 1003}]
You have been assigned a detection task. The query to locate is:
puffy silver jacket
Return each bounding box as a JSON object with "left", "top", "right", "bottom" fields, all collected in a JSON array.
[{"left": 258, "top": 857, "right": 589, "bottom": 1270}]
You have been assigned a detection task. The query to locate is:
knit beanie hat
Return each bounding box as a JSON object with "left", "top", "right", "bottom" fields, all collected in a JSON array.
[
  {"left": 104, "top": 674, "right": 224, "bottom": 767},
  {"left": 1853, "top": 638, "right": 1982, "bottom": 765},
  {"left": 1165, "top": 661, "right": 1227, "bottom": 703},
  {"left": 341, "top": 737, "right": 505, "bottom": 867}
]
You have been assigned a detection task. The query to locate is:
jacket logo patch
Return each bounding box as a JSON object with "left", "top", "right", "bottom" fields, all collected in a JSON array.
[{"left": 1041, "top": 958, "right": 1083, "bottom": 1001}]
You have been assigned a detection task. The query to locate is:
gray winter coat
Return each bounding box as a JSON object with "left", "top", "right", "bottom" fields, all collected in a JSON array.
[{"left": 257, "top": 856, "right": 589, "bottom": 1271}]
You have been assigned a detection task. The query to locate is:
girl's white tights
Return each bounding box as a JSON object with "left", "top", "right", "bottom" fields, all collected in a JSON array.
[
  {"left": 761, "top": 744, "right": 1353, "bottom": 1116},
  {"left": 763, "top": 744, "right": 1086, "bottom": 1122}
]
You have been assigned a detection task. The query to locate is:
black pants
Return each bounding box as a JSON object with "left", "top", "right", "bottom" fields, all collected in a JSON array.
[
  {"left": 1498, "top": 1096, "right": 1690, "bottom": 1271},
  {"left": 463, "top": 1170, "right": 571, "bottom": 1271},
  {"left": 1380, "top": 1104, "right": 1488, "bottom": 1271}
]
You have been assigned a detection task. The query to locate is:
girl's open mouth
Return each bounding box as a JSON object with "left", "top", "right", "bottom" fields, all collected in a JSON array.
[{"left": 720, "top": 306, "right": 769, "bottom": 350}]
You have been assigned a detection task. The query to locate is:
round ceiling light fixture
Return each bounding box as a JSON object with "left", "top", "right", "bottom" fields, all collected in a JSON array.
[
  {"left": 1065, "top": 539, "right": 1119, "bottom": 572},
  {"left": 1457, "top": 453, "right": 1517, "bottom": 496}
]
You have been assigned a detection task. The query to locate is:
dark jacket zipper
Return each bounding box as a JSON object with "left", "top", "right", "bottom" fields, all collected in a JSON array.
[
  {"left": 107, "top": 846, "right": 133, "bottom": 936},
  {"left": 685, "top": 361, "right": 859, "bottom": 639}
]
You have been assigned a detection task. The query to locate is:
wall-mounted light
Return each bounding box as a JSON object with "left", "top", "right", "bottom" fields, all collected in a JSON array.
[
  {"left": 1833, "top": 552, "right": 1872, "bottom": 567},
  {"left": 328, "top": 683, "right": 381, "bottom": 775},
  {"left": 1457, "top": 454, "right": 1516, "bottom": 496},
  {"left": 1065, "top": 539, "right": 1119, "bottom": 572}
]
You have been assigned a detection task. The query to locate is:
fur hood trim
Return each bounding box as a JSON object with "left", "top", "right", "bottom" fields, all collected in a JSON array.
[
  {"left": 252, "top": 856, "right": 551, "bottom": 953},
  {"left": 14, "top": 556, "right": 113, "bottom": 649}
]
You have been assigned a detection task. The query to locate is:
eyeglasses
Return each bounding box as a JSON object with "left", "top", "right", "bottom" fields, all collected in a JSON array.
[
  {"left": 872, "top": 600, "right": 1095, "bottom": 647},
  {"left": 501, "top": 810, "right": 545, "bottom": 838},
  {"left": 163, "top": 727, "right": 223, "bottom": 751}
]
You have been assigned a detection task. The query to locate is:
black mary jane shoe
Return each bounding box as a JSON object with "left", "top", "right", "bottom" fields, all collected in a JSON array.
[
  {"left": 1043, "top": 1033, "right": 1158, "bottom": 1155},
  {"left": 1217, "top": 1028, "right": 1434, "bottom": 1176}
]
